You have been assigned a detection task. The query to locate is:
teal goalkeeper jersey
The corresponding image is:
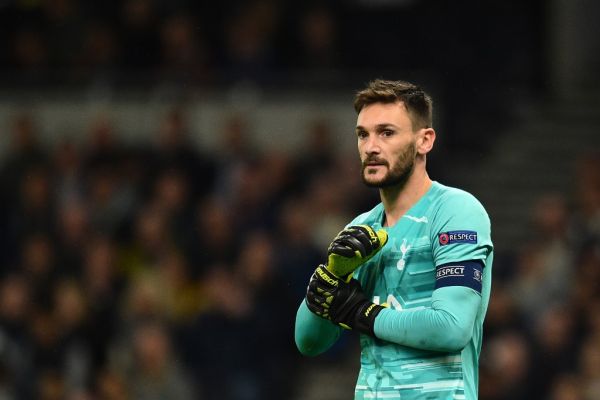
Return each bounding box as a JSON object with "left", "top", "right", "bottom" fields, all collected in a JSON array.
[{"left": 349, "top": 181, "right": 493, "bottom": 400}]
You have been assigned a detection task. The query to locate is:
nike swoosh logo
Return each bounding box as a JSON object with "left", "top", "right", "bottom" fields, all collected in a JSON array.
[{"left": 403, "top": 215, "right": 429, "bottom": 223}]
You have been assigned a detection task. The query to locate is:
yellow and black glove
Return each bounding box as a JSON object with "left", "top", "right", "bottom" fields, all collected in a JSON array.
[
  {"left": 326, "top": 225, "right": 388, "bottom": 281},
  {"left": 306, "top": 265, "right": 383, "bottom": 335}
]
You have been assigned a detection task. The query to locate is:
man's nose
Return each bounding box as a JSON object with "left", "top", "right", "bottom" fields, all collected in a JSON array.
[{"left": 364, "top": 135, "right": 381, "bottom": 154}]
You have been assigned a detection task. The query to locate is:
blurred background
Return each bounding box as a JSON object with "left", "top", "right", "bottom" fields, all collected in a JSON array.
[{"left": 0, "top": 0, "right": 599, "bottom": 399}]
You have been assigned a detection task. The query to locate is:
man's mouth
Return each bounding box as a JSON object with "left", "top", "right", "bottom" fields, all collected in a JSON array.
[{"left": 364, "top": 161, "right": 387, "bottom": 167}]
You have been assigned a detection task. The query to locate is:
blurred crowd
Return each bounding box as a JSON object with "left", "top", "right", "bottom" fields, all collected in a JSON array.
[
  {"left": 0, "top": 0, "right": 545, "bottom": 159},
  {"left": 0, "top": 0, "right": 372, "bottom": 87},
  {"left": 0, "top": 0, "right": 541, "bottom": 90},
  {"left": 479, "top": 155, "right": 600, "bottom": 399},
  {"left": 1, "top": 105, "right": 599, "bottom": 400},
  {"left": 0, "top": 109, "right": 379, "bottom": 399}
]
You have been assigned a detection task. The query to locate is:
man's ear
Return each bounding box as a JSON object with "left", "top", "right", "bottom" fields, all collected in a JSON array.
[{"left": 416, "top": 128, "right": 436, "bottom": 155}]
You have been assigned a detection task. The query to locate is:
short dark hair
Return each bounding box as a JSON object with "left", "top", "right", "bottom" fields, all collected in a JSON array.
[{"left": 354, "top": 79, "right": 433, "bottom": 129}]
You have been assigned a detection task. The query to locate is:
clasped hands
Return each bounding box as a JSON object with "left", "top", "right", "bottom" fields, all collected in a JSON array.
[{"left": 305, "top": 225, "right": 388, "bottom": 335}]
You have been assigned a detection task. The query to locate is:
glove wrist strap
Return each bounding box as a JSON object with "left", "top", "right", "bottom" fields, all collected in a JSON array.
[{"left": 354, "top": 302, "right": 384, "bottom": 336}]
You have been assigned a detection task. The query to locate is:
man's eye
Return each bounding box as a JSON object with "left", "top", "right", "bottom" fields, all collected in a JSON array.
[
  {"left": 381, "top": 130, "right": 394, "bottom": 137},
  {"left": 357, "top": 131, "right": 368, "bottom": 139}
]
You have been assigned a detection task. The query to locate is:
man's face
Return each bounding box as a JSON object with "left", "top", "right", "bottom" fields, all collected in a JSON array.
[{"left": 356, "top": 101, "right": 418, "bottom": 188}]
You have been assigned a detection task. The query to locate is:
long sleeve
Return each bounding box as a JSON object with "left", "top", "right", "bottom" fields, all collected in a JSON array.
[
  {"left": 295, "top": 300, "right": 343, "bottom": 356},
  {"left": 373, "top": 286, "right": 481, "bottom": 352}
]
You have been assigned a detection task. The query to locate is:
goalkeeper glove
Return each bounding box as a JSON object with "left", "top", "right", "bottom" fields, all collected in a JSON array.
[
  {"left": 306, "top": 265, "right": 383, "bottom": 335},
  {"left": 326, "top": 225, "right": 388, "bottom": 281}
]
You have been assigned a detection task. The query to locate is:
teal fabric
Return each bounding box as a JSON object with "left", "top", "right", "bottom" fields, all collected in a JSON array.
[
  {"left": 295, "top": 300, "right": 342, "bottom": 357},
  {"left": 295, "top": 182, "right": 493, "bottom": 399},
  {"left": 373, "top": 286, "right": 481, "bottom": 352}
]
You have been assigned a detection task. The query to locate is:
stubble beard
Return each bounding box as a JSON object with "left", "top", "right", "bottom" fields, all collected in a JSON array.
[{"left": 361, "top": 142, "right": 417, "bottom": 189}]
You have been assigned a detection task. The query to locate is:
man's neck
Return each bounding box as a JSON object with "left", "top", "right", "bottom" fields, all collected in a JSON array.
[{"left": 380, "top": 166, "right": 432, "bottom": 227}]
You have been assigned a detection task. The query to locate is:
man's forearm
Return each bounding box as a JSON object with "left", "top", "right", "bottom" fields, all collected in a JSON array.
[
  {"left": 295, "top": 300, "right": 343, "bottom": 356},
  {"left": 373, "top": 286, "right": 481, "bottom": 352}
]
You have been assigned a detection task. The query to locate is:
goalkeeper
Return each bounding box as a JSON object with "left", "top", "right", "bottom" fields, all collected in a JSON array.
[{"left": 295, "top": 79, "right": 493, "bottom": 400}]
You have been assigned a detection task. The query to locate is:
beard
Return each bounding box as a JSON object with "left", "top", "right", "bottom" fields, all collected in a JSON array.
[{"left": 361, "top": 141, "right": 417, "bottom": 188}]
